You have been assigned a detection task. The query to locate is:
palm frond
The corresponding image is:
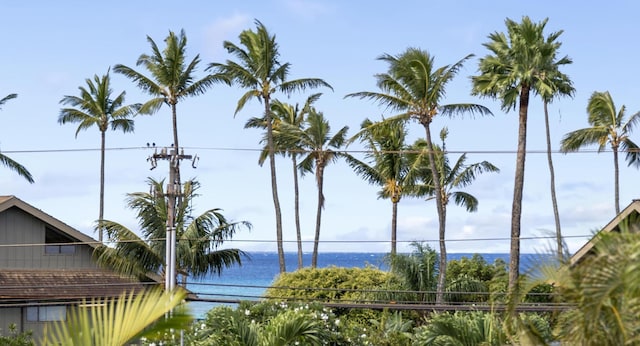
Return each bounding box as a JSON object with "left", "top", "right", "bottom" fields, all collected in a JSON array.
[
  {"left": 43, "top": 288, "right": 191, "bottom": 346},
  {"left": 0, "top": 153, "right": 34, "bottom": 183}
]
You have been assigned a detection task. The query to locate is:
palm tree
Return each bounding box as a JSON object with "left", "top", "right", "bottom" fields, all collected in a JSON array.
[
  {"left": 385, "top": 241, "right": 438, "bottom": 303},
  {"left": 208, "top": 19, "right": 332, "bottom": 273},
  {"left": 283, "top": 109, "right": 349, "bottom": 268},
  {"left": 415, "top": 311, "right": 507, "bottom": 346},
  {"left": 58, "top": 70, "right": 140, "bottom": 242},
  {"left": 347, "top": 48, "right": 491, "bottom": 303},
  {"left": 533, "top": 221, "right": 640, "bottom": 345},
  {"left": 94, "top": 178, "right": 251, "bottom": 286},
  {"left": 0, "top": 94, "right": 34, "bottom": 183},
  {"left": 114, "top": 29, "right": 225, "bottom": 185},
  {"left": 345, "top": 118, "right": 410, "bottom": 255},
  {"left": 560, "top": 91, "right": 640, "bottom": 215},
  {"left": 535, "top": 34, "right": 574, "bottom": 260},
  {"left": 231, "top": 309, "right": 328, "bottom": 346},
  {"left": 471, "top": 16, "right": 568, "bottom": 294},
  {"left": 43, "top": 288, "right": 192, "bottom": 346},
  {"left": 408, "top": 128, "right": 499, "bottom": 302},
  {"left": 245, "top": 94, "right": 321, "bottom": 269}
]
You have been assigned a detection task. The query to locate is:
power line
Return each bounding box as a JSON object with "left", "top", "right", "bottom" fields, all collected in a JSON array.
[
  {"left": 1, "top": 145, "right": 636, "bottom": 155},
  {"left": 0, "top": 233, "right": 593, "bottom": 249}
]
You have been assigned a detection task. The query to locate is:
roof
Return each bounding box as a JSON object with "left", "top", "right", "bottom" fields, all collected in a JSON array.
[
  {"left": 0, "top": 195, "right": 98, "bottom": 248},
  {"left": 570, "top": 199, "right": 640, "bottom": 265},
  {"left": 0, "top": 269, "right": 157, "bottom": 304},
  {"left": 0, "top": 195, "right": 164, "bottom": 292}
]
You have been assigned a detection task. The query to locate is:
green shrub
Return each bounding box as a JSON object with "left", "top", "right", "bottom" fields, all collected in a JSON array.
[
  {"left": 266, "top": 266, "right": 393, "bottom": 304},
  {"left": 0, "top": 324, "right": 34, "bottom": 346}
]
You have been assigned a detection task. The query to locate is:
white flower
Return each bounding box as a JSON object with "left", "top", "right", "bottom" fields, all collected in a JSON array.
[
  {"left": 245, "top": 309, "right": 251, "bottom": 316},
  {"left": 334, "top": 319, "right": 340, "bottom": 326}
]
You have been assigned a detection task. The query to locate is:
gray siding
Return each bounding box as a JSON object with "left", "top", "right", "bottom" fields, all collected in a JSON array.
[
  {"left": 0, "top": 306, "right": 72, "bottom": 342},
  {"left": 0, "top": 207, "right": 97, "bottom": 269},
  {"left": 0, "top": 308, "right": 21, "bottom": 336}
]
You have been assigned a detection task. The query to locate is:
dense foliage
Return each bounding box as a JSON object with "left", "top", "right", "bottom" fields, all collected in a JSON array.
[
  {"left": 266, "top": 266, "right": 394, "bottom": 303},
  {"left": 0, "top": 324, "right": 34, "bottom": 346}
]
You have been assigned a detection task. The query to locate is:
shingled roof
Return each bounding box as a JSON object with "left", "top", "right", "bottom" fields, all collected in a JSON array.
[
  {"left": 0, "top": 196, "right": 163, "bottom": 305},
  {"left": 0, "top": 269, "right": 156, "bottom": 304}
]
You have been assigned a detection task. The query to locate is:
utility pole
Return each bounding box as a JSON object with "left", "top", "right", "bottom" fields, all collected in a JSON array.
[{"left": 147, "top": 144, "right": 196, "bottom": 291}]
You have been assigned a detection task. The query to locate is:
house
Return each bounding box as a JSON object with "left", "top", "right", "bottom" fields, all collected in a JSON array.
[
  {"left": 570, "top": 199, "right": 640, "bottom": 266},
  {"left": 0, "top": 195, "right": 159, "bottom": 340}
]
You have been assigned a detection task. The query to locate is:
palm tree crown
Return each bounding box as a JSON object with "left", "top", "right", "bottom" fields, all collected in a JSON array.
[
  {"left": 346, "top": 118, "right": 410, "bottom": 255},
  {"left": 408, "top": 128, "right": 500, "bottom": 213},
  {"left": 59, "top": 70, "right": 140, "bottom": 241},
  {"left": 561, "top": 90, "right": 640, "bottom": 214},
  {"left": 0, "top": 93, "right": 34, "bottom": 183},
  {"left": 114, "top": 29, "right": 225, "bottom": 180},
  {"left": 95, "top": 178, "right": 251, "bottom": 283}
]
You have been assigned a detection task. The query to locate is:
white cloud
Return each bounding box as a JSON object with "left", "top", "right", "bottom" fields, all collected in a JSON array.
[{"left": 203, "top": 14, "right": 251, "bottom": 58}]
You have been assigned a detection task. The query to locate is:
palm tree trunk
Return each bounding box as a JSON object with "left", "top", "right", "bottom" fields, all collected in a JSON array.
[
  {"left": 613, "top": 146, "right": 620, "bottom": 215},
  {"left": 265, "top": 98, "right": 286, "bottom": 273},
  {"left": 422, "top": 122, "right": 446, "bottom": 305},
  {"left": 391, "top": 200, "right": 398, "bottom": 255},
  {"left": 544, "top": 101, "right": 562, "bottom": 260},
  {"left": 292, "top": 155, "right": 303, "bottom": 269},
  {"left": 509, "top": 87, "right": 530, "bottom": 296},
  {"left": 99, "top": 130, "right": 106, "bottom": 243},
  {"left": 312, "top": 164, "right": 325, "bottom": 268}
]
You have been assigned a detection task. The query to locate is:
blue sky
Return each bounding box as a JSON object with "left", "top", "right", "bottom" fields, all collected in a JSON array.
[{"left": 1, "top": 1, "right": 639, "bottom": 256}]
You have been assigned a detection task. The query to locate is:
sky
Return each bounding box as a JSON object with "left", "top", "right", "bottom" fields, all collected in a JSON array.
[{"left": 1, "top": 1, "right": 640, "bottom": 260}]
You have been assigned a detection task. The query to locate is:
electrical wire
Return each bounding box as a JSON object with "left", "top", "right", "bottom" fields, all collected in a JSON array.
[
  {"left": 0, "top": 145, "right": 636, "bottom": 155},
  {"left": 0, "top": 233, "right": 593, "bottom": 248}
]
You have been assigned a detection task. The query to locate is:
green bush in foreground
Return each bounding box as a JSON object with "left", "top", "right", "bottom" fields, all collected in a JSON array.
[{"left": 0, "top": 324, "right": 34, "bottom": 346}]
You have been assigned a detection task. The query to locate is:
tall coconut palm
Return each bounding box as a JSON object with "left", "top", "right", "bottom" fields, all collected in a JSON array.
[
  {"left": 282, "top": 109, "right": 349, "bottom": 268},
  {"left": 560, "top": 91, "right": 640, "bottom": 215},
  {"left": 471, "top": 16, "right": 567, "bottom": 294},
  {"left": 94, "top": 178, "right": 251, "bottom": 285},
  {"left": 208, "top": 19, "right": 332, "bottom": 273},
  {"left": 409, "top": 128, "right": 499, "bottom": 301},
  {"left": 345, "top": 118, "right": 410, "bottom": 255},
  {"left": 115, "top": 29, "right": 225, "bottom": 290},
  {"left": 534, "top": 37, "right": 574, "bottom": 260},
  {"left": 58, "top": 70, "right": 140, "bottom": 242},
  {"left": 347, "top": 48, "right": 491, "bottom": 303},
  {"left": 43, "top": 288, "right": 192, "bottom": 346},
  {"left": 0, "top": 94, "right": 34, "bottom": 183},
  {"left": 245, "top": 94, "right": 321, "bottom": 269},
  {"left": 114, "top": 29, "right": 225, "bottom": 185}
]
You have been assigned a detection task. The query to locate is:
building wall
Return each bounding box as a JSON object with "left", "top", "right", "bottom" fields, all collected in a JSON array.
[
  {"left": 0, "top": 207, "right": 97, "bottom": 269},
  {"left": 0, "top": 308, "right": 21, "bottom": 336}
]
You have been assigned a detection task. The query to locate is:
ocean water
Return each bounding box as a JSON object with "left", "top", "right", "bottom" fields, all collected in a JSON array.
[{"left": 186, "top": 252, "right": 547, "bottom": 318}]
